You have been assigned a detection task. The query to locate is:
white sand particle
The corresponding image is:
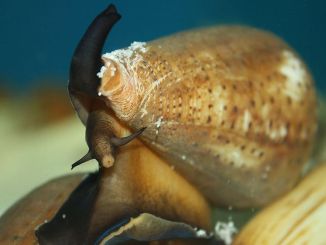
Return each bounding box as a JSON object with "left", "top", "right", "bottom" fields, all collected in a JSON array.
[
  {"left": 214, "top": 221, "right": 237, "bottom": 245},
  {"left": 154, "top": 116, "right": 163, "bottom": 128},
  {"left": 97, "top": 66, "right": 107, "bottom": 78}
]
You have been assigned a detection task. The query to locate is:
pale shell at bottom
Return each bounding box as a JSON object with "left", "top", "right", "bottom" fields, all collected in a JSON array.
[{"left": 234, "top": 163, "right": 326, "bottom": 245}]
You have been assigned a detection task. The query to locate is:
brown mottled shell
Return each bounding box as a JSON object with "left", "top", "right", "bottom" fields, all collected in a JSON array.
[
  {"left": 0, "top": 174, "right": 84, "bottom": 244},
  {"left": 99, "top": 25, "right": 317, "bottom": 208}
]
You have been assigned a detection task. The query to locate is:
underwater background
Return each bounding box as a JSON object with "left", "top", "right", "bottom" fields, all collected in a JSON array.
[
  {"left": 0, "top": 0, "right": 325, "bottom": 235},
  {"left": 0, "top": 0, "right": 325, "bottom": 92}
]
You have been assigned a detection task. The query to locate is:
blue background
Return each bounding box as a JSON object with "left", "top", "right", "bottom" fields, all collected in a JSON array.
[{"left": 0, "top": 0, "right": 325, "bottom": 92}]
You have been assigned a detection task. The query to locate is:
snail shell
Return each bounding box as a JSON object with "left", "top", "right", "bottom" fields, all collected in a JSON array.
[
  {"left": 69, "top": 5, "right": 317, "bottom": 208},
  {"left": 0, "top": 174, "right": 83, "bottom": 244},
  {"left": 234, "top": 163, "right": 326, "bottom": 245}
]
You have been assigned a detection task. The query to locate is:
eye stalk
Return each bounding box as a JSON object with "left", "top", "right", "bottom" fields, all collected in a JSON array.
[{"left": 71, "top": 110, "right": 146, "bottom": 170}]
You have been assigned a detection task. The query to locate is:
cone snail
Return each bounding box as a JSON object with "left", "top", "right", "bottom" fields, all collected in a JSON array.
[{"left": 68, "top": 4, "right": 317, "bottom": 208}]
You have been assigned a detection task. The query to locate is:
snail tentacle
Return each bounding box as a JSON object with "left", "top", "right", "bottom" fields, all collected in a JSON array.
[
  {"left": 111, "top": 127, "right": 146, "bottom": 147},
  {"left": 71, "top": 151, "right": 93, "bottom": 170}
]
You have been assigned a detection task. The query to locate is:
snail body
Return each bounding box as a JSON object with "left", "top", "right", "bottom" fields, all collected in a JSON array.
[
  {"left": 70, "top": 5, "right": 317, "bottom": 208},
  {"left": 0, "top": 140, "right": 212, "bottom": 244}
]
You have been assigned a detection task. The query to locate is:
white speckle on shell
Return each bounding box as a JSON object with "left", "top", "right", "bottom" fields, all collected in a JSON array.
[
  {"left": 214, "top": 221, "right": 237, "bottom": 245},
  {"left": 155, "top": 116, "right": 163, "bottom": 128},
  {"left": 130, "top": 41, "right": 148, "bottom": 53},
  {"left": 269, "top": 130, "right": 278, "bottom": 140},
  {"left": 102, "top": 41, "right": 147, "bottom": 64},
  {"left": 140, "top": 108, "right": 148, "bottom": 118},
  {"left": 109, "top": 65, "right": 116, "bottom": 76},
  {"left": 97, "top": 65, "right": 107, "bottom": 78},
  {"left": 196, "top": 228, "right": 210, "bottom": 238},
  {"left": 269, "top": 125, "right": 288, "bottom": 140},
  {"left": 279, "top": 50, "right": 307, "bottom": 101},
  {"left": 242, "top": 110, "right": 252, "bottom": 132},
  {"left": 279, "top": 125, "right": 288, "bottom": 138},
  {"left": 230, "top": 151, "right": 242, "bottom": 166}
]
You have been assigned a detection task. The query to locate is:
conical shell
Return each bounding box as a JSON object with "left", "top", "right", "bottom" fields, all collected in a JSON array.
[{"left": 99, "top": 25, "right": 317, "bottom": 207}]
